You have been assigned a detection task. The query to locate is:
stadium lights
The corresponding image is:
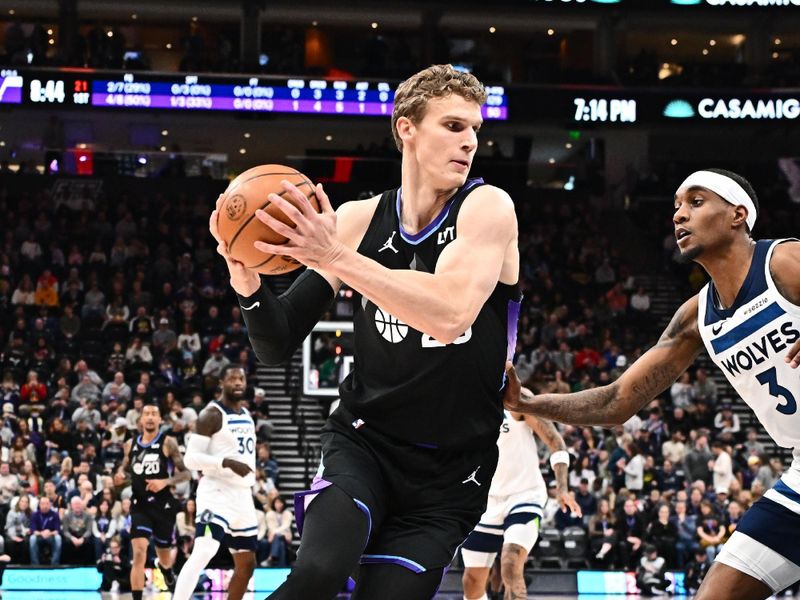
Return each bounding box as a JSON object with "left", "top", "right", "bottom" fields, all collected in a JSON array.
[
  {"left": 371, "top": 22, "right": 378, "bottom": 29},
  {"left": 325, "top": 135, "right": 333, "bottom": 141},
  {"left": 161, "top": 130, "right": 168, "bottom": 136},
  {"left": 774, "top": 38, "right": 781, "bottom": 45},
  {"left": 709, "top": 39, "right": 716, "bottom": 46},
  {"left": 702, "top": 49, "right": 709, "bottom": 55},
  {"left": 244, "top": 133, "right": 251, "bottom": 138},
  {"left": 547, "top": 28, "right": 555, "bottom": 36},
  {"left": 239, "top": 148, "right": 247, "bottom": 154},
  {"left": 489, "top": 26, "right": 496, "bottom": 33},
  {"left": 670, "top": 38, "right": 678, "bottom": 46}
]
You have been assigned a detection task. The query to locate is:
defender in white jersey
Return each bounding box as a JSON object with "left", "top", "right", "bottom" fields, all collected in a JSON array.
[
  {"left": 173, "top": 367, "right": 258, "bottom": 600},
  {"left": 505, "top": 169, "right": 800, "bottom": 599},
  {"left": 461, "top": 406, "right": 580, "bottom": 600}
]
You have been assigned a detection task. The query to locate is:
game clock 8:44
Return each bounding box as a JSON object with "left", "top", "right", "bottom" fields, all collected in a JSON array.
[{"left": 28, "top": 76, "right": 90, "bottom": 105}]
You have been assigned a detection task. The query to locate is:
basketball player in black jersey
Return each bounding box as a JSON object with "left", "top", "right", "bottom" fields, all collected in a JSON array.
[
  {"left": 209, "top": 64, "right": 520, "bottom": 599},
  {"left": 114, "top": 402, "right": 190, "bottom": 600}
]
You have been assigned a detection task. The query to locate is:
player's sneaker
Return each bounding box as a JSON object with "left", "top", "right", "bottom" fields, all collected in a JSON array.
[{"left": 154, "top": 558, "right": 176, "bottom": 593}]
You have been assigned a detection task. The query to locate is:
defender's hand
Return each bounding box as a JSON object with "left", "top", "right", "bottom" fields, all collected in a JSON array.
[
  {"left": 502, "top": 361, "right": 524, "bottom": 412},
  {"left": 786, "top": 338, "right": 800, "bottom": 369},
  {"left": 557, "top": 489, "right": 583, "bottom": 517},
  {"left": 222, "top": 458, "right": 253, "bottom": 478}
]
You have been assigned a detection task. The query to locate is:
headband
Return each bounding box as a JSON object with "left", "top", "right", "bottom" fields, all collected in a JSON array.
[{"left": 677, "top": 170, "right": 756, "bottom": 231}]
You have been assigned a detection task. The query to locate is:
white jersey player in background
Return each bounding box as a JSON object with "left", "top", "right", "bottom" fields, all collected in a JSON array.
[
  {"left": 461, "top": 404, "right": 580, "bottom": 600},
  {"left": 173, "top": 366, "right": 258, "bottom": 600},
  {"left": 506, "top": 168, "right": 800, "bottom": 599}
]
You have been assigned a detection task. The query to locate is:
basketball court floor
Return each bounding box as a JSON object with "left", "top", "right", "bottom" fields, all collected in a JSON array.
[
  {"left": 0, "top": 594, "right": 683, "bottom": 599},
  {"left": 0, "top": 588, "right": 795, "bottom": 599}
]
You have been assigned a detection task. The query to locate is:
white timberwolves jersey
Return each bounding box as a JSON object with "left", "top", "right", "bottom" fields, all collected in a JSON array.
[
  {"left": 489, "top": 410, "right": 547, "bottom": 497},
  {"left": 698, "top": 239, "right": 800, "bottom": 449},
  {"left": 201, "top": 401, "right": 257, "bottom": 488}
]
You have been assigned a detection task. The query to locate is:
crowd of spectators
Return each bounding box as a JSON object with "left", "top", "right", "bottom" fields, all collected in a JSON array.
[
  {"left": 0, "top": 164, "right": 789, "bottom": 595},
  {"left": 0, "top": 176, "right": 294, "bottom": 580}
]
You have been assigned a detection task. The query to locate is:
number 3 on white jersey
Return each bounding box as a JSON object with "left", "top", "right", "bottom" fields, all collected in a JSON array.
[{"left": 421, "top": 327, "right": 472, "bottom": 348}]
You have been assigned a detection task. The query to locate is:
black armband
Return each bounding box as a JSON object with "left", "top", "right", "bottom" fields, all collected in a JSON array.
[{"left": 237, "top": 269, "right": 335, "bottom": 365}]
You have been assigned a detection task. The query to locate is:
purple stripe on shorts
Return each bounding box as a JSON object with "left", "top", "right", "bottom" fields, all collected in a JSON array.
[
  {"left": 360, "top": 553, "right": 426, "bottom": 573},
  {"left": 506, "top": 297, "right": 521, "bottom": 362},
  {"left": 293, "top": 478, "right": 334, "bottom": 536}
]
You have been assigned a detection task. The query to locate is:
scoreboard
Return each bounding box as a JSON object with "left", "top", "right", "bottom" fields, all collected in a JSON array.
[{"left": 2, "top": 68, "right": 508, "bottom": 120}]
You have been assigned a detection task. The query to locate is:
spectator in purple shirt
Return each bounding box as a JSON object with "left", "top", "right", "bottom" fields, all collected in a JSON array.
[{"left": 29, "top": 496, "right": 61, "bottom": 564}]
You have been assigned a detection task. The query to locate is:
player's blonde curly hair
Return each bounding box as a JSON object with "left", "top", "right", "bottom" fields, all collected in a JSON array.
[{"left": 391, "top": 65, "right": 486, "bottom": 152}]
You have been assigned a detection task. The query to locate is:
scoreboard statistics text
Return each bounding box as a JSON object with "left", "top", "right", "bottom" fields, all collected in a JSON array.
[{"left": 3, "top": 69, "right": 508, "bottom": 120}]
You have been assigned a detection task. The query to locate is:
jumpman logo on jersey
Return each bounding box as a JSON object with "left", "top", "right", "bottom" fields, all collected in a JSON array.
[
  {"left": 379, "top": 231, "right": 399, "bottom": 254},
  {"left": 462, "top": 466, "right": 482, "bottom": 486}
]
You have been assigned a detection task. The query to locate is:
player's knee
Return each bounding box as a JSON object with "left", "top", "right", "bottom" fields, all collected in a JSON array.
[
  {"left": 500, "top": 545, "right": 525, "bottom": 582},
  {"left": 131, "top": 544, "right": 147, "bottom": 563},
  {"left": 293, "top": 553, "right": 350, "bottom": 587},
  {"left": 461, "top": 568, "right": 485, "bottom": 594}
]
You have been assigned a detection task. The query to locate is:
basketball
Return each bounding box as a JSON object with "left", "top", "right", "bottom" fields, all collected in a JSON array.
[{"left": 216, "top": 164, "right": 320, "bottom": 275}]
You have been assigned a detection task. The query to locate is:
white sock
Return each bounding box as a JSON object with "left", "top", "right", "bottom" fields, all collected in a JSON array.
[{"left": 172, "top": 535, "right": 220, "bottom": 600}]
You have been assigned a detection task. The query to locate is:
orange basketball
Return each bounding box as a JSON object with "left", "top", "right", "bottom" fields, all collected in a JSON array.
[{"left": 216, "top": 164, "right": 320, "bottom": 275}]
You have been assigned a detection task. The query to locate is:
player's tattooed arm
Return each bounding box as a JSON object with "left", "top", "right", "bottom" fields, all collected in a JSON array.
[
  {"left": 505, "top": 296, "right": 703, "bottom": 426},
  {"left": 522, "top": 413, "right": 582, "bottom": 515},
  {"left": 112, "top": 439, "right": 133, "bottom": 489},
  {"left": 163, "top": 436, "right": 192, "bottom": 485}
]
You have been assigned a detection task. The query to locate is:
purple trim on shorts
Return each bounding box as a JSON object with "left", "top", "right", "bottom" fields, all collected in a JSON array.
[
  {"left": 506, "top": 298, "right": 521, "bottom": 362},
  {"left": 352, "top": 498, "right": 373, "bottom": 542},
  {"left": 414, "top": 442, "right": 438, "bottom": 449},
  {"left": 293, "top": 478, "right": 334, "bottom": 536},
  {"left": 360, "top": 553, "right": 427, "bottom": 573},
  {"left": 502, "top": 297, "right": 522, "bottom": 389},
  {"left": 431, "top": 563, "right": 451, "bottom": 600}
]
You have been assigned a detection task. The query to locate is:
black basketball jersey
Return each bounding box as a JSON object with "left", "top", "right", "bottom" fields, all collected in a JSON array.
[
  {"left": 130, "top": 430, "right": 173, "bottom": 505},
  {"left": 339, "top": 178, "right": 521, "bottom": 447}
]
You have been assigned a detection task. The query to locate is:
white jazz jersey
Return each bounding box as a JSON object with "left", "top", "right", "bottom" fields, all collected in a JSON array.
[
  {"left": 697, "top": 238, "right": 800, "bottom": 450},
  {"left": 199, "top": 401, "right": 256, "bottom": 488},
  {"left": 489, "top": 410, "right": 547, "bottom": 497}
]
